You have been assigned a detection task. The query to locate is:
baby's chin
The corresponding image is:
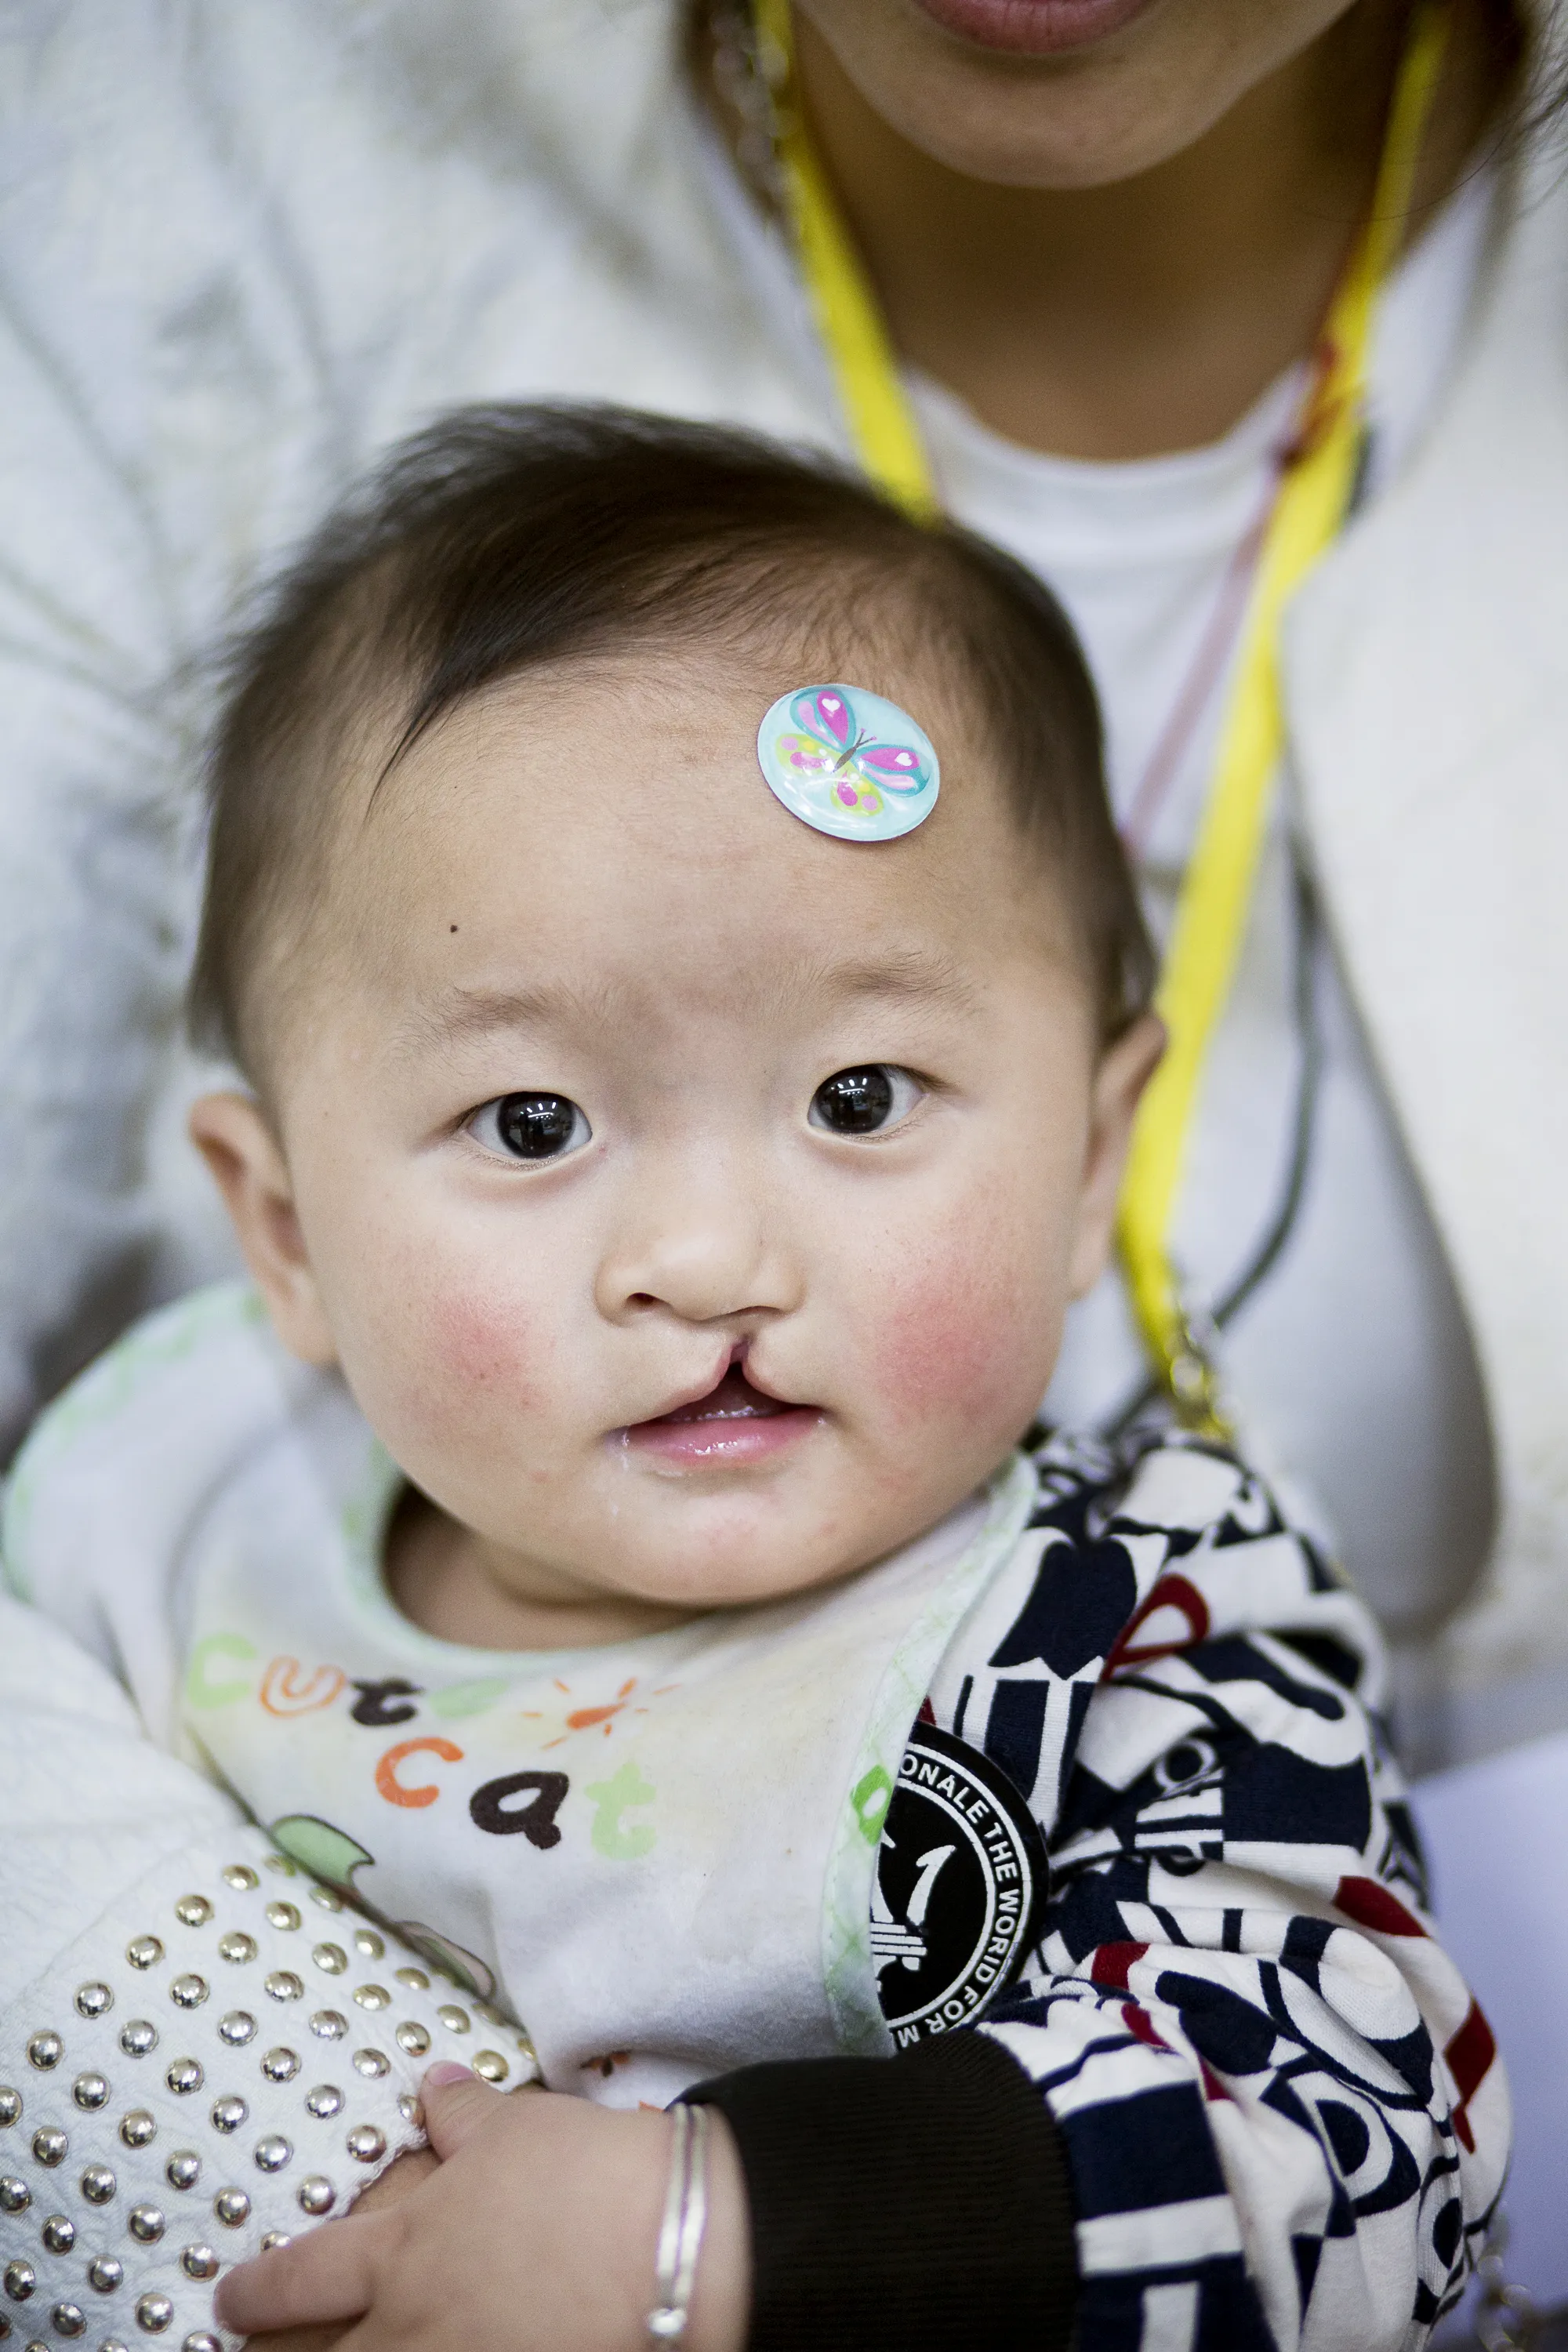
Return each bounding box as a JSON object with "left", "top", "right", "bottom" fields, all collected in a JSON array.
[
  {"left": 599, "top": 1548, "right": 873, "bottom": 1619},
  {"left": 555, "top": 1480, "right": 984, "bottom": 1621},
  {"left": 401, "top": 1412, "right": 1016, "bottom": 1638}
]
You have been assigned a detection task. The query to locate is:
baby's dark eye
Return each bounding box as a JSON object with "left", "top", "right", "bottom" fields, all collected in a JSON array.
[
  {"left": 466, "top": 1093, "right": 592, "bottom": 1163},
  {"left": 808, "top": 1065, "right": 922, "bottom": 1137}
]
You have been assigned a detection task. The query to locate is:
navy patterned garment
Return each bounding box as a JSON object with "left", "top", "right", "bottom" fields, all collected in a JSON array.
[{"left": 898, "top": 1428, "right": 1507, "bottom": 2350}]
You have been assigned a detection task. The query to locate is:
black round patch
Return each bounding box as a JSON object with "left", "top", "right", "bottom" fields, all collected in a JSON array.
[{"left": 873, "top": 1721, "right": 1048, "bottom": 2043}]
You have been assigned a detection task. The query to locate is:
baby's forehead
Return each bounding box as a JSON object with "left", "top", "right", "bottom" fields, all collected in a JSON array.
[
  {"left": 310, "top": 654, "right": 1067, "bottom": 1040},
  {"left": 354, "top": 657, "right": 1047, "bottom": 959}
]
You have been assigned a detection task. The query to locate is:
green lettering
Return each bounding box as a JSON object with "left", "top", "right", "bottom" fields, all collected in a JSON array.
[
  {"left": 428, "top": 1678, "right": 511, "bottom": 1720},
  {"left": 585, "top": 1760, "right": 656, "bottom": 1860},
  {"left": 851, "top": 1765, "right": 893, "bottom": 1846},
  {"left": 185, "top": 1633, "right": 257, "bottom": 1710}
]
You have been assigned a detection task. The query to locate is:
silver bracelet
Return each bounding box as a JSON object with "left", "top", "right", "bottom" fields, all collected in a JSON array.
[{"left": 646, "top": 2100, "right": 712, "bottom": 2342}]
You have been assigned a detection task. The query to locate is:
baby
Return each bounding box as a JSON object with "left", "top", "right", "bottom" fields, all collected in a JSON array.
[{"left": 0, "top": 408, "right": 1504, "bottom": 2352}]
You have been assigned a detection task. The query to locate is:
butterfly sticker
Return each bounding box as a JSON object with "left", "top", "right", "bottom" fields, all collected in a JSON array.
[{"left": 756, "top": 682, "right": 939, "bottom": 844}]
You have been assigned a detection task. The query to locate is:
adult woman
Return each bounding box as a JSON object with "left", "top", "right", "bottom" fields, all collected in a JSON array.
[
  {"left": 0, "top": 0, "right": 1564, "bottom": 2319},
  {"left": 2, "top": 0, "right": 1561, "bottom": 1753}
]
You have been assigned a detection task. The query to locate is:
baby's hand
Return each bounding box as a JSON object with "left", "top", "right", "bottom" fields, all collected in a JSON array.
[
  {"left": 245, "top": 2147, "right": 439, "bottom": 2352},
  {"left": 216, "top": 2065, "right": 750, "bottom": 2352}
]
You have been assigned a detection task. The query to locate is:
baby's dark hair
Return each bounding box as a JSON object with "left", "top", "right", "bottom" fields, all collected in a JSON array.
[{"left": 191, "top": 404, "right": 1154, "bottom": 1073}]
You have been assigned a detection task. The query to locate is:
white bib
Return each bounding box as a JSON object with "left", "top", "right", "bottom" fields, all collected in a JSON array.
[{"left": 114, "top": 1290, "right": 1040, "bottom": 2107}]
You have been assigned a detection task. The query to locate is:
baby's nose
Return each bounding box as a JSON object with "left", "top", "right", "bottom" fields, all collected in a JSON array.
[{"left": 594, "top": 1167, "right": 801, "bottom": 1327}]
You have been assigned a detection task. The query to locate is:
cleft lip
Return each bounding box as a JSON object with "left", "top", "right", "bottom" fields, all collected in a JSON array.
[
  {"left": 655, "top": 1364, "right": 789, "bottom": 1425},
  {"left": 625, "top": 1345, "right": 811, "bottom": 1434},
  {"left": 615, "top": 1348, "right": 821, "bottom": 1458}
]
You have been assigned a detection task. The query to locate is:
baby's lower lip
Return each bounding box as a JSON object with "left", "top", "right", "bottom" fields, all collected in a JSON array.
[{"left": 621, "top": 1368, "right": 819, "bottom": 1468}]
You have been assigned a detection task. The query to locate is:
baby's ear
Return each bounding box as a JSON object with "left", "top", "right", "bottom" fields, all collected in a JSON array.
[
  {"left": 1067, "top": 1011, "right": 1166, "bottom": 1300},
  {"left": 188, "top": 1091, "right": 339, "bottom": 1367}
]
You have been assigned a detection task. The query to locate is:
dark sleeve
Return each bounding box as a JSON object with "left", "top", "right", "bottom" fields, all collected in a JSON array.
[{"left": 688, "top": 2029, "right": 1077, "bottom": 2352}]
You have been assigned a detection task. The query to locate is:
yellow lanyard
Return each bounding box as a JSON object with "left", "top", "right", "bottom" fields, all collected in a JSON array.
[{"left": 752, "top": 0, "right": 1448, "bottom": 1430}]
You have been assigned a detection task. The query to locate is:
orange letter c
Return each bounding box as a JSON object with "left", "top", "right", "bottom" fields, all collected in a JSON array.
[{"left": 375, "top": 1736, "right": 464, "bottom": 1809}]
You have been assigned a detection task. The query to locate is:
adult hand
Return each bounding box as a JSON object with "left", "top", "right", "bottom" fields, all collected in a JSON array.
[{"left": 216, "top": 2065, "right": 751, "bottom": 2352}]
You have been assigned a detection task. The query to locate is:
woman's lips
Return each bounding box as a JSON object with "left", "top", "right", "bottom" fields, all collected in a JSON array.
[
  {"left": 621, "top": 1365, "right": 819, "bottom": 1468},
  {"left": 909, "top": 0, "right": 1154, "bottom": 56}
]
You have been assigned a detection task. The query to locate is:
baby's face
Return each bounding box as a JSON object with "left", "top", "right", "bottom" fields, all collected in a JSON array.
[{"left": 198, "top": 659, "right": 1156, "bottom": 1636}]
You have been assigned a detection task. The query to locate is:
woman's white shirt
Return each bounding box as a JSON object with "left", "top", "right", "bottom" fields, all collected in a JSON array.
[
  {"left": 1, "top": 0, "right": 1566, "bottom": 1760},
  {"left": 910, "top": 176, "right": 1501, "bottom": 1664},
  {"left": 700, "top": 126, "right": 1499, "bottom": 1673}
]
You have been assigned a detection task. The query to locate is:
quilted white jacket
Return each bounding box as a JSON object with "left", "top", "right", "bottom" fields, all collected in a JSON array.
[{"left": 0, "top": 0, "right": 1566, "bottom": 1714}]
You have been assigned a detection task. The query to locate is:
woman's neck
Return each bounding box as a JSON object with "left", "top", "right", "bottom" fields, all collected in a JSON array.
[{"left": 724, "top": 0, "right": 1512, "bottom": 460}]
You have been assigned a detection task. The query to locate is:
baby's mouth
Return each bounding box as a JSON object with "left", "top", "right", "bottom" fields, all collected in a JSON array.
[
  {"left": 622, "top": 1364, "right": 819, "bottom": 1467},
  {"left": 658, "top": 1366, "right": 787, "bottom": 1423}
]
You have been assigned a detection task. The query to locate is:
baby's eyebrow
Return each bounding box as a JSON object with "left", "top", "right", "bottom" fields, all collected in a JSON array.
[
  {"left": 393, "top": 951, "right": 976, "bottom": 1061},
  {"left": 390, "top": 982, "right": 608, "bottom": 1058},
  {"left": 789, "top": 949, "right": 979, "bottom": 1014}
]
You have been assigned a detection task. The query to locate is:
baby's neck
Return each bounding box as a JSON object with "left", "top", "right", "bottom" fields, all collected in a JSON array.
[{"left": 383, "top": 1486, "right": 695, "bottom": 1653}]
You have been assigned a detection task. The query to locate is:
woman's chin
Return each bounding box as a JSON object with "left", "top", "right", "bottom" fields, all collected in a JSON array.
[{"left": 909, "top": 0, "right": 1156, "bottom": 57}]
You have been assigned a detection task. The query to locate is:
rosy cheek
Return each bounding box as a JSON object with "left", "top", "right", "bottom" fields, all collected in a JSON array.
[
  {"left": 423, "top": 1287, "right": 543, "bottom": 1411},
  {"left": 877, "top": 1276, "right": 1007, "bottom": 1428},
  {"left": 345, "top": 1237, "right": 554, "bottom": 1450},
  {"left": 865, "top": 1214, "right": 1054, "bottom": 1437}
]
